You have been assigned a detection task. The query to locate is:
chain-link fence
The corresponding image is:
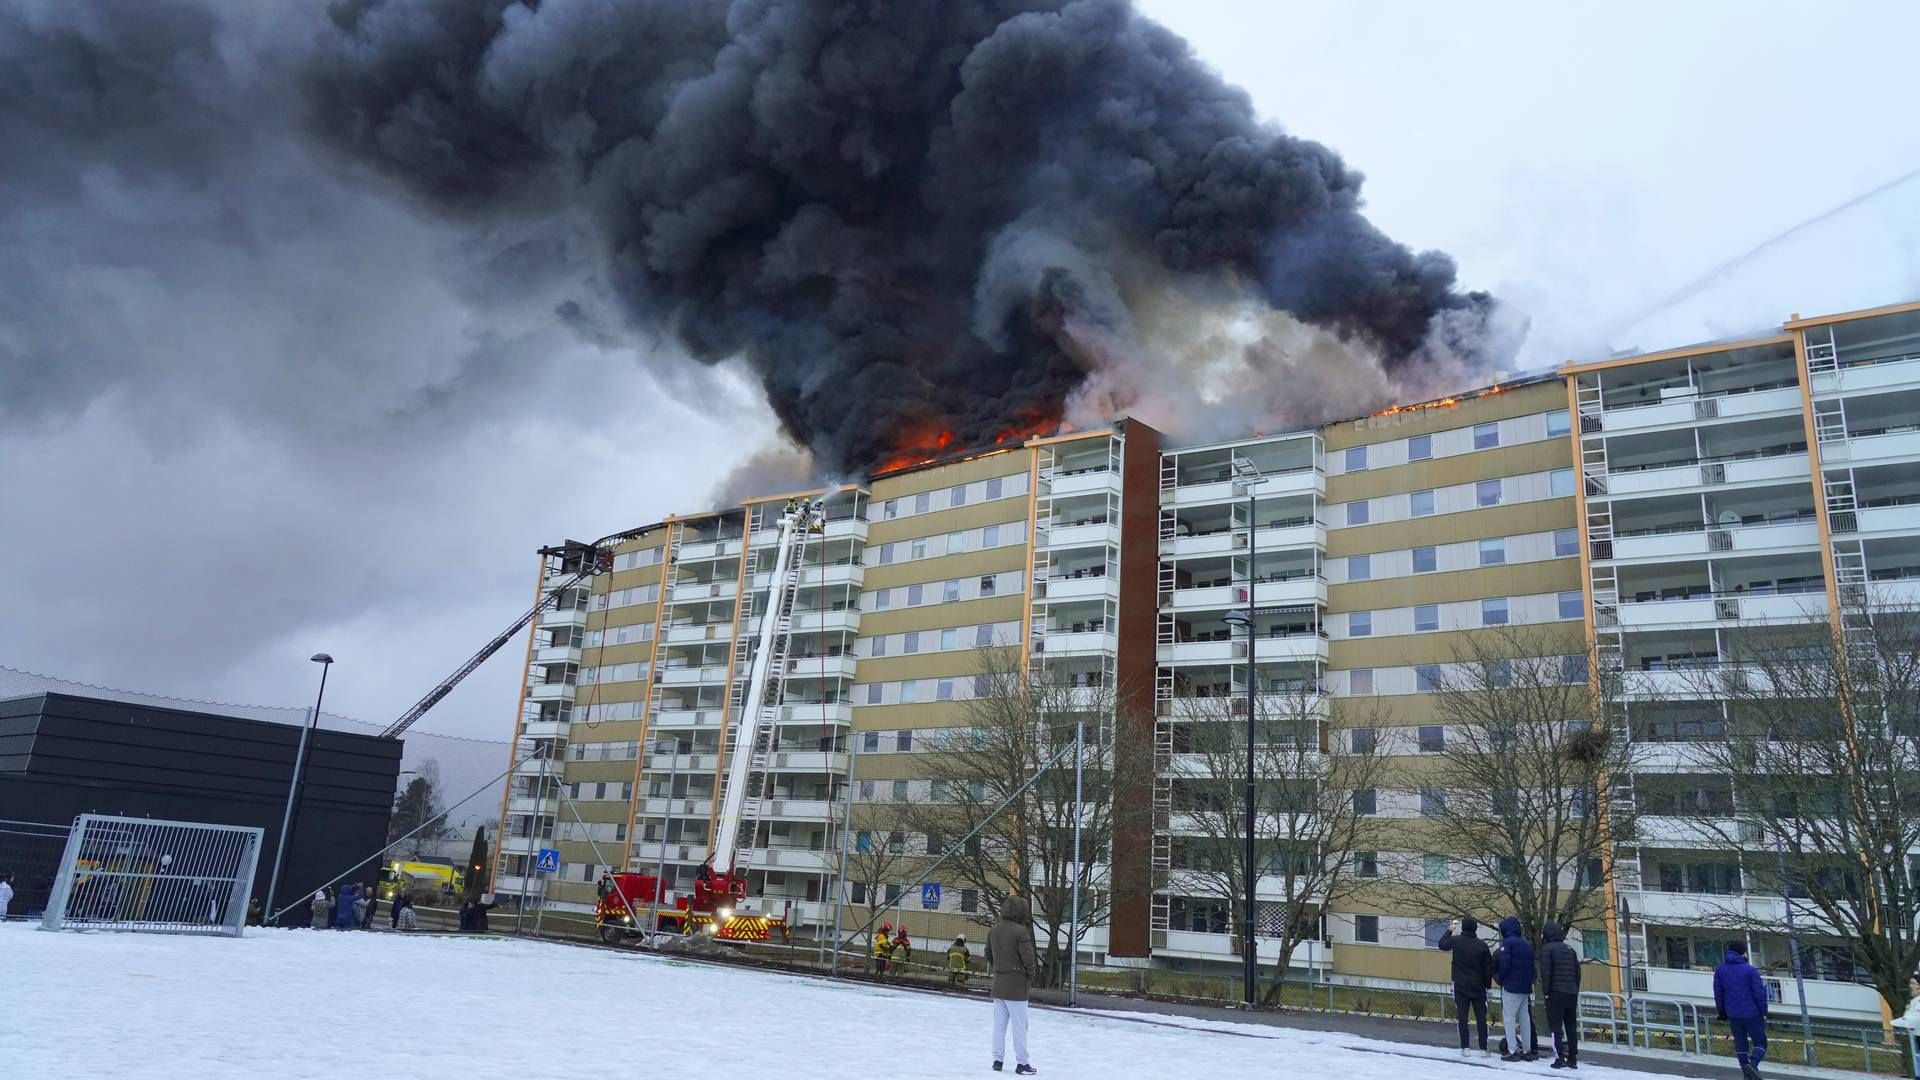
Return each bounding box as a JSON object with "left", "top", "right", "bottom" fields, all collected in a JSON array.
[{"left": 42, "top": 815, "right": 263, "bottom": 936}]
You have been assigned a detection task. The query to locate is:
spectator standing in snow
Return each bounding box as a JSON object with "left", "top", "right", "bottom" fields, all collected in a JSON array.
[
  {"left": 1539, "top": 922, "right": 1582, "bottom": 1069},
  {"left": 311, "top": 889, "right": 331, "bottom": 929},
  {"left": 0, "top": 871, "right": 14, "bottom": 920},
  {"left": 335, "top": 884, "right": 359, "bottom": 929},
  {"left": 360, "top": 883, "right": 379, "bottom": 928},
  {"left": 1889, "top": 974, "right": 1920, "bottom": 1079},
  {"left": 1437, "top": 915, "right": 1494, "bottom": 1058},
  {"left": 948, "top": 935, "right": 972, "bottom": 988},
  {"left": 246, "top": 898, "right": 263, "bottom": 927},
  {"left": 1494, "top": 916, "right": 1538, "bottom": 1062},
  {"left": 351, "top": 887, "right": 369, "bottom": 929},
  {"left": 986, "top": 894, "right": 1037, "bottom": 1075},
  {"left": 394, "top": 896, "right": 418, "bottom": 932},
  {"left": 1713, "top": 941, "right": 1770, "bottom": 1079},
  {"left": 469, "top": 894, "right": 499, "bottom": 933}
]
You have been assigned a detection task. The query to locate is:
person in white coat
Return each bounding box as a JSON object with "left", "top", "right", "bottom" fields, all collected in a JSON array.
[
  {"left": 1891, "top": 975, "right": 1920, "bottom": 1079},
  {"left": 0, "top": 871, "right": 14, "bottom": 920}
]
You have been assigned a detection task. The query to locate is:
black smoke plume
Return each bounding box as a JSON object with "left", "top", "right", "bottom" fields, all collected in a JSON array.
[{"left": 6, "top": 0, "right": 1499, "bottom": 474}]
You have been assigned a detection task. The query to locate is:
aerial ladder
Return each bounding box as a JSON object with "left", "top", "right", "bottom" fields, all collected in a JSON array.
[{"left": 596, "top": 498, "right": 824, "bottom": 944}]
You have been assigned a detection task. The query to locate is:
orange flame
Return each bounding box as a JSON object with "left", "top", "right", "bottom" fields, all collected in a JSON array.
[
  {"left": 872, "top": 412, "right": 1062, "bottom": 476},
  {"left": 1372, "top": 383, "right": 1502, "bottom": 418}
]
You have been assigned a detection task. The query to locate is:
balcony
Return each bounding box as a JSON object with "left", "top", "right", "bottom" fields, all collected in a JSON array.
[
  {"left": 783, "top": 655, "right": 857, "bottom": 681},
  {"left": 1617, "top": 589, "right": 1826, "bottom": 630},
  {"left": 646, "top": 751, "right": 715, "bottom": 772},
  {"left": 1810, "top": 352, "right": 1920, "bottom": 398},
  {"left": 1040, "top": 572, "right": 1120, "bottom": 602},
  {"left": 670, "top": 579, "right": 738, "bottom": 604},
  {"left": 749, "top": 846, "right": 836, "bottom": 872},
  {"left": 498, "top": 834, "right": 548, "bottom": 855},
  {"left": 1172, "top": 467, "right": 1323, "bottom": 507},
  {"left": 1820, "top": 425, "right": 1920, "bottom": 469},
  {"left": 532, "top": 644, "right": 583, "bottom": 666},
  {"left": 666, "top": 622, "right": 734, "bottom": 645},
  {"left": 780, "top": 701, "right": 854, "bottom": 726},
  {"left": 1609, "top": 519, "right": 1820, "bottom": 564},
  {"left": 1604, "top": 450, "right": 1810, "bottom": 497},
  {"left": 1154, "top": 929, "right": 1333, "bottom": 969},
  {"left": 765, "top": 750, "right": 850, "bottom": 774},
  {"left": 632, "top": 841, "right": 709, "bottom": 864},
  {"left": 1640, "top": 966, "right": 1886, "bottom": 1026},
  {"left": 1595, "top": 385, "right": 1802, "bottom": 436},
  {"left": 749, "top": 609, "right": 861, "bottom": 636},
  {"left": 1048, "top": 467, "right": 1122, "bottom": 498},
  {"left": 658, "top": 664, "right": 730, "bottom": 687},
  {"left": 1044, "top": 520, "right": 1122, "bottom": 551},
  {"left": 761, "top": 798, "right": 834, "bottom": 820},
  {"left": 823, "top": 517, "right": 870, "bottom": 544},
  {"left": 505, "top": 796, "right": 553, "bottom": 815},
  {"left": 538, "top": 607, "right": 589, "bottom": 629},
  {"left": 652, "top": 707, "right": 725, "bottom": 729},
  {"left": 1627, "top": 889, "right": 1785, "bottom": 927},
  {"left": 1872, "top": 578, "right": 1920, "bottom": 606},
  {"left": 675, "top": 537, "right": 741, "bottom": 563},
  {"left": 1035, "top": 629, "right": 1117, "bottom": 657},
  {"left": 520, "top": 719, "right": 568, "bottom": 740},
  {"left": 526, "top": 682, "right": 576, "bottom": 702},
  {"left": 752, "top": 564, "right": 865, "bottom": 592},
  {"left": 1853, "top": 500, "right": 1920, "bottom": 539},
  {"left": 638, "top": 796, "right": 714, "bottom": 818}
]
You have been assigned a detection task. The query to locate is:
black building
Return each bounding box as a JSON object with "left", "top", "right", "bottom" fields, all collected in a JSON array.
[{"left": 0, "top": 691, "right": 400, "bottom": 922}]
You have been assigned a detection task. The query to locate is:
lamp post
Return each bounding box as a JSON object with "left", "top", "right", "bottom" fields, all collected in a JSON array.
[
  {"left": 265, "top": 653, "right": 332, "bottom": 926},
  {"left": 1224, "top": 451, "right": 1264, "bottom": 1008}
]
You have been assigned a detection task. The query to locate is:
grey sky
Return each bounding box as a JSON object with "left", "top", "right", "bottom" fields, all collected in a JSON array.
[{"left": 3, "top": 0, "right": 1917, "bottom": 745}]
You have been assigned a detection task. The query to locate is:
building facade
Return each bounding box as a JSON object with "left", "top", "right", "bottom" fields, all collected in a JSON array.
[{"left": 495, "top": 299, "right": 1920, "bottom": 1023}]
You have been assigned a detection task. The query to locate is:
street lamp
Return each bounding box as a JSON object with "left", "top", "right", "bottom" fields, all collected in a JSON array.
[
  {"left": 1225, "top": 452, "right": 1264, "bottom": 1008},
  {"left": 265, "top": 653, "right": 333, "bottom": 925}
]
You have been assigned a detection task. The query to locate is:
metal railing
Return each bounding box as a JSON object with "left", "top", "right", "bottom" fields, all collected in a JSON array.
[{"left": 42, "top": 814, "right": 264, "bottom": 937}]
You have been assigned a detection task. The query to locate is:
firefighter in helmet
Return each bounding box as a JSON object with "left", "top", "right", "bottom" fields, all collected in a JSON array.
[{"left": 873, "top": 922, "right": 893, "bottom": 975}]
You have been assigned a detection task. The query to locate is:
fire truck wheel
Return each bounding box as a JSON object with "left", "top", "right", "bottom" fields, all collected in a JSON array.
[{"left": 598, "top": 924, "right": 622, "bottom": 945}]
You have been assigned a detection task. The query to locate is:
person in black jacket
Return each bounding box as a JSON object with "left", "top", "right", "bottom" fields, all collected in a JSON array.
[
  {"left": 1438, "top": 915, "right": 1495, "bottom": 1057},
  {"left": 1539, "top": 922, "right": 1583, "bottom": 1069}
]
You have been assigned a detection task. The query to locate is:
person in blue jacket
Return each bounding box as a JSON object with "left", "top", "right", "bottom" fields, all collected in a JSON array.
[
  {"left": 1494, "top": 916, "right": 1537, "bottom": 1061},
  {"left": 1714, "top": 941, "right": 1770, "bottom": 1079},
  {"left": 334, "top": 883, "right": 359, "bottom": 929}
]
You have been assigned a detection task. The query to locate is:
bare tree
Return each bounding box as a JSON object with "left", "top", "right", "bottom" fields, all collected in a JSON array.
[
  {"left": 897, "top": 646, "right": 1154, "bottom": 986},
  {"left": 1169, "top": 684, "right": 1390, "bottom": 1001},
  {"left": 1677, "top": 600, "right": 1920, "bottom": 1020},
  {"left": 841, "top": 803, "right": 921, "bottom": 963},
  {"left": 1398, "top": 627, "right": 1630, "bottom": 947}
]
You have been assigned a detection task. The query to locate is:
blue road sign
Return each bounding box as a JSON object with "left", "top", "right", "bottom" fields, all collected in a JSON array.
[
  {"left": 921, "top": 882, "right": 942, "bottom": 908},
  {"left": 534, "top": 848, "right": 560, "bottom": 874}
]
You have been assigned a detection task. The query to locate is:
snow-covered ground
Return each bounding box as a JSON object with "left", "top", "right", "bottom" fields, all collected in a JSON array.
[{"left": 9, "top": 922, "right": 1675, "bottom": 1079}]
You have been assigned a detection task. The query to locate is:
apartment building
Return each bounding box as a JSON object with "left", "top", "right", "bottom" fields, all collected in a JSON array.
[{"left": 495, "top": 298, "right": 1920, "bottom": 1022}]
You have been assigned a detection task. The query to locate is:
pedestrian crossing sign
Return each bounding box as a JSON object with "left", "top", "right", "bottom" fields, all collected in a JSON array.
[
  {"left": 921, "top": 883, "right": 941, "bottom": 908},
  {"left": 535, "top": 848, "right": 560, "bottom": 874}
]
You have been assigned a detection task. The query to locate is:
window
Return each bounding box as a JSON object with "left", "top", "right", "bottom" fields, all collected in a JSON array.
[
  {"left": 1583, "top": 930, "right": 1609, "bottom": 962},
  {"left": 982, "top": 524, "right": 999, "bottom": 547},
  {"left": 1419, "top": 725, "right": 1445, "bottom": 753},
  {"left": 1559, "top": 591, "right": 1584, "bottom": 619},
  {"left": 1349, "top": 668, "right": 1375, "bottom": 696},
  {"left": 1413, "top": 546, "right": 1437, "bottom": 573},
  {"left": 1555, "top": 528, "right": 1578, "bottom": 558},
  {"left": 910, "top": 538, "right": 928, "bottom": 560},
  {"left": 907, "top": 584, "right": 924, "bottom": 605},
  {"left": 979, "top": 575, "right": 997, "bottom": 597},
  {"left": 1354, "top": 915, "right": 1380, "bottom": 944},
  {"left": 1561, "top": 654, "right": 1590, "bottom": 684},
  {"left": 1355, "top": 851, "right": 1379, "bottom": 877},
  {"left": 873, "top": 588, "right": 891, "bottom": 610},
  {"left": 863, "top": 731, "right": 881, "bottom": 752},
  {"left": 944, "top": 579, "right": 961, "bottom": 603},
  {"left": 1353, "top": 789, "right": 1378, "bottom": 816},
  {"left": 914, "top": 492, "right": 930, "bottom": 513},
  {"left": 849, "top": 881, "right": 868, "bottom": 905},
  {"left": 1349, "top": 555, "right": 1371, "bottom": 581},
  {"left": 986, "top": 477, "right": 1003, "bottom": 500},
  {"left": 1410, "top": 490, "right": 1436, "bottom": 517},
  {"left": 1478, "top": 538, "right": 1506, "bottom": 566},
  {"left": 1476, "top": 479, "right": 1502, "bottom": 507},
  {"left": 1415, "top": 604, "right": 1439, "bottom": 632},
  {"left": 884, "top": 884, "right": 903, "bottom": 905},
  {"left": 1424, "top": 854, "right": 1450, "bottom": 882},
  {"left": 975, "top": 624, "right": 994, "bottom": 647},
  {"left": 899, "top": 680, "right": 919, "bottom": 703},
  {"left": 1482, "top": 597, "right": 1509, "bottom": 626},
  {"left": 878, "top": 543, "right": 894, "bottom": 566},
  {"left": 1549, "top": 468, "right": 1576, "bottom": 498},
  {"left": 1474, "top": 422, "right": 1500, "bottom": 449},
  {"left": 1416, "top": 664, "right": 1442, "bottom": 692},
  {"left": 1346, "top": 500, "right": 1370, "bottom": 526},
  {"left": 866, "top": 683, "right": 883, "bottom": 705},
  {"left": 1349, "top": 611, "right": 1372, "bottom": 638},
  {"left": 1345, "top": 446, "right": 1368, "bottom": 472},
  {"left": 891, "top": 780, "right": 909, "bottom": 802},
  {"left": 1425, "top": 919, "right": 1450, "bottom": 948},
  {"left": 855, "top": 830, "right": 872, "bottom": 853},
  {"left": 871, "top": 635, "right": 888, "bottom": 657},
  {"left": 884, "top": 499, "right": 899, "bottom": 520},
  {"left": 1408, "top": 433, "right": 1432, "bottom": 461},
  {"left": 904, "top": 631, "right": 920, "bottom": 654},
  {"left": 1547, "top": 409, "right": 1571, "bottom": 438},
  {"left": 1351, "top": 727, "right": 1377, "bottom": 753},
  {"left": 947, "top": 532, "right": 966, "bottom": 555},
  {"left": 941, "top": 627, "right": 958, "bottom": 650},
  {"left": 1488, "top": 659, "right": 1514, "bottom": 688},
  {"left": 960, "top": 888, "right": 979, "bottom": 914},
  {"left": 1421, "top": 789, "right": 1447, "bottom": 817},
  {"left": 896, "top": 730, "right": 913, "bottom": 752},
  {"left": 859, "top": 780, "right": 876, "bottom": 800},
  {"left": 973, "top": 675, "right": 991, "bottom": 698},
  {"left": 937, "top": 679, "right": 954, "bottom": 701},
  {"left": 950, "top": 485, "right": 967, "bottom": 508}
]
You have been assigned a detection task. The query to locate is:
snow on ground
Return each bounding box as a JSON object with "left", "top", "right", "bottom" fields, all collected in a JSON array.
[{"left": 8, "top": 922, "right": 1674, "bottom": 1080}]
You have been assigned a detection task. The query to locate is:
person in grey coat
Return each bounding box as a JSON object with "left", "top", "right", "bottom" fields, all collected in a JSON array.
[
  {"left": 1539, "top": 922, "right": 1583, "bottom": 1069},
  {"left": 985, "top": 894, "right": 1038, "bottom": 1075}
]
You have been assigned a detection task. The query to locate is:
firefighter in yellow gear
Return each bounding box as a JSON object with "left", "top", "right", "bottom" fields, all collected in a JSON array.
[
  {"left": 946, "top": 935, "right": 971, "bottom": 988},
  {"left": 873, "top": 922, "right": 893, "bottom": 975}
]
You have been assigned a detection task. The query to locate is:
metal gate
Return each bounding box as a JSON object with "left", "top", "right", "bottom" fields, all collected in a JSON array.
[{"left": 41, "top": 815, "right": 264, "bottom": 937}]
